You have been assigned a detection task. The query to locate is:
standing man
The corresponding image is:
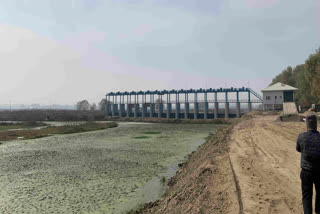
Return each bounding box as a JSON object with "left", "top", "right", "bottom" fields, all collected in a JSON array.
[{"left": 297, "top": 115, "right": 320, "bottom": 214}]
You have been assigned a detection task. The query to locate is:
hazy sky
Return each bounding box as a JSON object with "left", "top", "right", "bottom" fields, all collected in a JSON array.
[{"left": 0, "top": 0, "right": 319, "bottom": 105}]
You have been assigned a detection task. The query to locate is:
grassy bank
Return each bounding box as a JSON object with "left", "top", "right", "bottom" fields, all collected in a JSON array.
[
  {"left": 0, "top": 121, "right": 47, "bottom": 130},
  {"left": 0, "top": 122, "right": 118, "bottom": 142}
]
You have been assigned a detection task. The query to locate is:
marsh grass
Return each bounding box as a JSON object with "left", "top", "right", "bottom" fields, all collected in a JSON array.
[
  {"left": 161, "top": 176, "right": 166, "bottom": 183},
  {"left": 157, "top": 136, "right": 169, "bottom": 139},
  {"left": 0, "top": 122, "right": 118, "bottom": 142},
  {"left": 0, "top": 121, "right": 47, "bottom": 130},
  {"left": 143, "top": 131, "right": 161, "bottom": 135},
  {"left": 204, "top": 132, "right": 216, "bottom": 141},
  {"left": 133, "top": 136, "right": 151, "bottom": 139}
]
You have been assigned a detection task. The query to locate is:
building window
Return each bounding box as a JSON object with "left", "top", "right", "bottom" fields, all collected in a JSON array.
[{"left": 266, "top": 96, "right": 271, "bottom": 100}]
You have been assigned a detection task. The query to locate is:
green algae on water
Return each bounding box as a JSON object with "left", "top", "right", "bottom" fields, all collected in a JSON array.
[
  {"left": 133, "top": 136, "right": 151, "bottom": 139},
  {"left": 0, "top": 122, "right": 223, "bottom": 214}
]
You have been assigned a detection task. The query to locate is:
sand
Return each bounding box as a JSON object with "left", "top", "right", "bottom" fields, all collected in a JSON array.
[{"left": 229, "top": 115, "right": 304, "bottom": 213}]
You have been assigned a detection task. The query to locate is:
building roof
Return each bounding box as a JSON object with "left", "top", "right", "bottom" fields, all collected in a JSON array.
[{"left": 261, "top": 82, "right": 298, "bottom": 92}]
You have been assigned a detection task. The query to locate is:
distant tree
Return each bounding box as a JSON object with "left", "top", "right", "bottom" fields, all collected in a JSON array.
[
  {"left": 312, "top": 66, "right": 320, "bottom": 98},
  {"left": 270, "top": 48, "right": 320, "bottom": 107},
  {"left": 303, "top": 49, "right": 320, "bottom": 106},
  {"left": 90, "top": 103, "right": 97, "bottom": 111},
  {"left": 98, "top": 99, "right": 113, "bottom": 112},
  {"left": 76, "top": 100, "right": 90, "bottom": 111},
  {"left": 271, "top": 66, "right": 296, "bottom": 86},
  {"left": 296, "top": 68, "right": 311, "bottom": 107},
  {"left": 98, "top": 99, "right": 106, "bottom": 111}
]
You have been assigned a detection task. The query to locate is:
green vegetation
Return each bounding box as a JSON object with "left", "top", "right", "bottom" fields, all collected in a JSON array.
[
  {"left": 143, "top": 131, "right": 161, "bottom": 135},
  {"left": 0, "top": 122, "right": 118, "bottom": 142},
  {"left": 52, "top": 122, "right": 116, "bottom": 134},
  {"left": 157, "top": 136, "right": 169, "bottom": 139},
  {"left": 271, "top": 48, "right": 320, "bottom": 107},
  {"left": 0, "top": 121, "right": 47, "bottom": 130},
  {"left": 161, "top": 176, "right": 166, "bottom": 183},
  {"left": 204, "top": 132, "right": 216, "bottom": 141},
  {"left": 133, "top": 136, "right": 151, "bottom": 139}
]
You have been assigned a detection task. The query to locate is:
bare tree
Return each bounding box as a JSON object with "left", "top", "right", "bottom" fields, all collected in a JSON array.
[
  {"left": 98, "top": 99, "right": 112, "bottom": 111},
  {"left": 90, "top": 103, "right": 97, "bottom": 110},
  {"left": 76, "top": 100, "right": 90, "bottom": 111}
]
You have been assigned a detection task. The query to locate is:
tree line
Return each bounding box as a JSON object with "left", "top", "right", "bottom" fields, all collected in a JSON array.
[
  {"left": 76, "top": 99, "right": 110, "bottom": 111},
  {"left": 271, "top": 48, "right": 320, "bottom": 107},
  {"left": 76, "top": 98, "right": 166, "bottom": 111}
]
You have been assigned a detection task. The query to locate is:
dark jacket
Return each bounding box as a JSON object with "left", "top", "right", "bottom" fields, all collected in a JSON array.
[{"left": 296, "top": 130, "right": 320, "bottom": 172}]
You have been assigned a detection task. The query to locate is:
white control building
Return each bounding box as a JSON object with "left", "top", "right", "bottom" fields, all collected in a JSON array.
[{"left": 261, "top": 82, "right": 298, "bottom": 110}]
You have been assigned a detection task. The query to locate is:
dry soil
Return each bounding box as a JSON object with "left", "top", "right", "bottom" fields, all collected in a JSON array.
[{"left": 141, "top": 114, "right": 308, "bottom": 214}]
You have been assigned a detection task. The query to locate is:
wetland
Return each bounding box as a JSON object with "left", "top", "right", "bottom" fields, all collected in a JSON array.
[{"left": 0, "top": 122, "right": 223, "bottom": 214}]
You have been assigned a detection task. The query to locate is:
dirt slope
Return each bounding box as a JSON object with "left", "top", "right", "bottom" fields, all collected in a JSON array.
[
  {"left": 139, "top": 114, "right": 307, "bottom": 214},
  {"left": 139, "top": 125, "right": 240, "bottom": 214}
]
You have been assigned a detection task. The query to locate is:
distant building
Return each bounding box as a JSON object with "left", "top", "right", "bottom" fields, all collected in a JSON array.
[{"left": 261, "top": 82, "right": 298, "bottom": 110}]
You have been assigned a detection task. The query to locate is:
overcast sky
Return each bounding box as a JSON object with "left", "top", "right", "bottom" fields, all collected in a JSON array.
[{"left": 0, "top": 0, "right": 319, "bottom": 105}]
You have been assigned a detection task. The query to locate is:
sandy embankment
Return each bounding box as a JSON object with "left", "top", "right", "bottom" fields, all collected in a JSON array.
[{"left": 141, "top": 114, "right": 307, "bottom": 214}]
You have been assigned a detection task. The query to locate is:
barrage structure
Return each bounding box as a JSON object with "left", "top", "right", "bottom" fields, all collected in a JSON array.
[{"left": 105, "top": 87, "right": 263, "bottom": 119}]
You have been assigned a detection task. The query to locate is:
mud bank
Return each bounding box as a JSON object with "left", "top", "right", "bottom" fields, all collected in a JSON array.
[
  {"left": 0, "top": 122, "right": 221, "bottom": 214},
  {"left": 136, "top": 122, "right": 239, "bottom": 214}
]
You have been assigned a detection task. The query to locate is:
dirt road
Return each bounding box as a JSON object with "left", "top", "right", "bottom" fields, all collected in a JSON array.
[
  {"left": 141, "top": 114, "right": 308, "bottom": 214},
  {"left": 229, "top": 115, "right": 305, "bottom": 213}
]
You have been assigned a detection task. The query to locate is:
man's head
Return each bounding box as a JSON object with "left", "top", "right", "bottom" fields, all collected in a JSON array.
[{"left": 306, "top": 115, "right": 318, "bottom": 131}]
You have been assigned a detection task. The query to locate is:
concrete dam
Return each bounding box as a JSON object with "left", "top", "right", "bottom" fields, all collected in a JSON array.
[{"left": 105, "top": 87, "right": 263, "bottom": 119}]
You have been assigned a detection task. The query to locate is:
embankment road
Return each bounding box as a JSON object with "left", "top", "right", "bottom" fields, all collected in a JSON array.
[
  {"left": 142, "top": 114, "right": 305, "bottom": 214},
  {"left": 229, "top": 115, "right": 304, "bottom": 213}
]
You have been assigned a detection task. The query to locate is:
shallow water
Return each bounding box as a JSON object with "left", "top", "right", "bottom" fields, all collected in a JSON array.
[{"left": 0, "top": 122, "right": 222, "bottom": 214}]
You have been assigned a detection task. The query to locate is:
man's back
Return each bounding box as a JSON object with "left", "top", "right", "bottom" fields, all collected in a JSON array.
[
  {"left": 297, "top": 115, "right": 320, "bottom": 214},
  {"left": 297, "top": 130, "right": 320, "bottom": 172}
]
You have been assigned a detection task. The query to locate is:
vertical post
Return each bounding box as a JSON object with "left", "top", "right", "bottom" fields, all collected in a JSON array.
[
  {"left": 134, "top": 94, "right": 138, "bottom": 118},
  {"left": 142, "top": 93, "right": 146, "bottom": 118},
  {"left": 167, "top": 93, "right": 171, "bottom": 119},
  {"left": 111, "top": 95, "right": 115, "bottom": 117},
  {"left": 204, "top": 92, "right": 208, "bottom": 119},
  {"left": 158, "top": 94, "right": 163, "bottom": 118},
  {"left": 120, "top": 94, "right": 126, "bottom": 118},
  {"left": 150, "top": 94, "right": 155, "bottom": 118},
  {"left": 214, "top": 92, "right": 219, "bottom": 119},
  {"left": 225, "top": 92, "right": 229, "bottom": 119},
  {"left": 175, "top": 93, "right": 180, "bottom": 119},
  {"left": 126, "top": 95, "right": 129, "bottom": 117},
  {"left": 185, "top": 93, "right": 189, "bottom": 119},
  {"left": 236, "top": 91, "right": 240, "bottom": 118},
  {"left": 194, "top": 92, "right": 198, "bottom": 119},
  {"left": 119, "top": 95, "right": 122, "bottom": 118},
  {"left": 126, "top": 95, "right": 131, "bottom": 117},
  {"left": 120, "top": 104, "right": 125, "bottom": 118},
  {"left": 248, "top": 91, "right": 252, "bottom": 112}
]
